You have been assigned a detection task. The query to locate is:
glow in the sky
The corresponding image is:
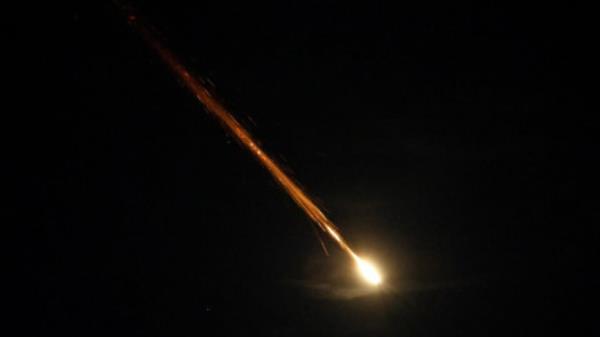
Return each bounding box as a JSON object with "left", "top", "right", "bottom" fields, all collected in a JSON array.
[
  {"left": 118, "top": 2, "right": 384, "bottom": 286},
  {"left": 355, "top": 257, "right": 383, "bottom": 285}
]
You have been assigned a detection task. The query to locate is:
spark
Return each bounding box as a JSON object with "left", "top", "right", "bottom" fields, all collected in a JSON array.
[
  {"left": 355, "top": 257, "right": 382, "bottom": 286},
  {"left": 115, "top": 1, "right": 382, "bottom": 286}
]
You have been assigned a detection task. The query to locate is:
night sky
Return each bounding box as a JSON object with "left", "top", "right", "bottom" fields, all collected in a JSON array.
[{"left": 6, "top": 1, "right": 595, "bottom": 336}]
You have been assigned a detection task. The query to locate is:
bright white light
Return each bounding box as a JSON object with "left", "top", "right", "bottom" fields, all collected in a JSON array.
[{"left": 356, "top": 257, "right": 382, "bottom": 285}]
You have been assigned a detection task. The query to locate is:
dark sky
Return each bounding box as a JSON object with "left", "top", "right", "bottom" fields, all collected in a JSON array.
[{"left": 6, "top": 1, "right": 595, "bottom": 336}]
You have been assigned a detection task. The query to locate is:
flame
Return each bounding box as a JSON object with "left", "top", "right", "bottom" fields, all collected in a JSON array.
[
  {"left": 355, "top": 257, "right": 382, "bottom": 286},
  {"left": 119, "top": 3, "right": 384, "bottom": 286}
]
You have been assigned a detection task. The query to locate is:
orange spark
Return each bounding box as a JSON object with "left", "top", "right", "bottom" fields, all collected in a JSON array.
[{"left": 116, "top": 2, "right": 382, "bottom": 285}]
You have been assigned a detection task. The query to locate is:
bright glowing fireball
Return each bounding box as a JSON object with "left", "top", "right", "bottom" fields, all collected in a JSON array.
[{"left": 355, "top": 257, "right": 382, "bottom": 285}]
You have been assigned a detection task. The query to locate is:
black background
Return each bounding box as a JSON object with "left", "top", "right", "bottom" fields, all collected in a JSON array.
[{"left": 5, "top": 1, "right": 595, "bottom": 336}]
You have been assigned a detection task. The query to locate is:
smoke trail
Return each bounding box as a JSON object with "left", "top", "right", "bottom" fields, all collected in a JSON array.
[{"left": 113, "top": 2, "right": 378, "bottom": 279}]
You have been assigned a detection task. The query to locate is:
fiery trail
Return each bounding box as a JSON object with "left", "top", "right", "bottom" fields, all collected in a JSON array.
[{"left": 116, "top": 2, "right": 381, "bottom": 285}]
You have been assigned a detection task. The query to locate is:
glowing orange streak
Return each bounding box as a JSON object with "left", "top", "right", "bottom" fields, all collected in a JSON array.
[{"left": 118, "top": 5, "right": 361, "bottom": 264}]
